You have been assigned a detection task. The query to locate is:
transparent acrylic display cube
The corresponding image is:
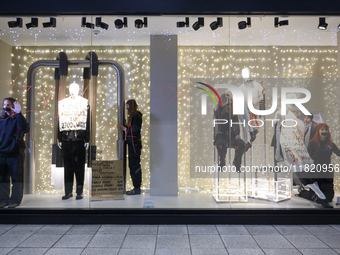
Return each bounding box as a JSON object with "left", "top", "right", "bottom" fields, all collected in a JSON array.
[{"left": 250, "top": 176, "right": 291, "bottom": 202}]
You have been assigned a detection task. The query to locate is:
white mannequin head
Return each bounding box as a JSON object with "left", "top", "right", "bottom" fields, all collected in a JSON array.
[
  {"left": 242, "top": 67, "right": 250, "bottom": 80},
  {"left": 69, "top": 82, "right": 80, "bottom": 98}
]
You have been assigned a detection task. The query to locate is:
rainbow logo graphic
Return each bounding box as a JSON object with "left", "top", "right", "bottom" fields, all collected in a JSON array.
[{"left": 195, "top": 82, "right": 222, "bottom": 106}]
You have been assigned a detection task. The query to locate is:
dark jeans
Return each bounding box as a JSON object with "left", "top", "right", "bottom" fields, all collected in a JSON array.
[
  {"left": 62, "top": 141, "right": 85, "bottom": 195},
  {"left": 128, "top": 155, "right": 142, "bottom": 190},
  {"left": 0, "top": 149, "right": 25, "bottom": 205},
  {"left": 216, "top": 138, "right": 246, "bottom": 171}
]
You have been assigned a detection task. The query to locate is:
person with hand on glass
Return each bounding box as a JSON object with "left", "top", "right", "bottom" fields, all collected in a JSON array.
[
  {"left": 117, "top": 99, "right": 143, "bottom": 195},
  {"left": 0, "top": 98, "right": 29, "bottom": 208}
]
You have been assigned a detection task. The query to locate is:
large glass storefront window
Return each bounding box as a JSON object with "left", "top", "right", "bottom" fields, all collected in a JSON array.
[{"left": 0, "top": 15, "right": 339, "bottom": 210}]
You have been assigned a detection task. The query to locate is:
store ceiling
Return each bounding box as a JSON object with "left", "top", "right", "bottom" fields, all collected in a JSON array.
[{"left": 0, "top": 15, "right": 339, "bottom": 46}]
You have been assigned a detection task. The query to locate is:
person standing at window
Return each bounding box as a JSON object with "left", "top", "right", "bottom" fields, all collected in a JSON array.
[
  {"left": 117, "top": 99, "right": 143, "bottom": 195},
  {"left": 0, "top": 98, "right": 29, "bottom": 208}
]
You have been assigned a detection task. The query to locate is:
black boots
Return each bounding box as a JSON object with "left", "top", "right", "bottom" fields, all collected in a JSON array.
[{"left": 126, "top": 188, "right": 141, "bottom": 195}]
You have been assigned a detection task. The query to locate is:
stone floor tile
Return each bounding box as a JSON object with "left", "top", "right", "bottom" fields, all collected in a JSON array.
[
  {"left": 5, "top": 225, "right": 43, "bottom": 235},
  {"left": 66, "top": 225, "right": 100, "bottom": 235},
  {"left": 227, "top": 248, "right": 265, "bottom": 255},
  {"left": 253, "top": 235, "right": 295, "bottom": 249},
  {"left": 216, "top": 225, "right": 249, "bottom": 235},
  {"left": 191, "top": 248, "right": 228, "bottom": 255},
  {"left": 18, "top": 234, "right": 61, "bottom": 247},
  {"left": 274, "top": 225, "right": 310, "bottom": 235},
  {"left": 53, "top": 234, "right": 93, "bottom": 248},
  {"left": 220, "top": 235, "right": 259, "bottom": 249},
  {"left": 189, "top": 235, "right": 224, "bottom": 249},
  {"left": 0, "top": 234, "right": 31, "bottom": 247},
  {"left": 127, "top": 225, "right": 158, "bottom": 235},
  {"left": 262, "top": 248, "right": 302, "bottom": 255},
  {"left": 156, "top": 235, "right": 189, "bottom": 249},
  {"left": 314, "top": 234, "right": 340, "bottom": 249},
  {"left": 122, "top": 235, "right": 156, "bottom": 249},
  {"left": 87, "top": 235, "right": 125, "bottom": 248},
  {"left": 158, "top": 225, "right": 188, "bottom": 235},
  {"left": 244, "top": 225, "right": 280, "bottom": 235},
  {"left": 0, "top": 248, "right": 12, "bottom": 255},
  {"left": 7, "top": 248, "right": 48, "bottom": 255},
  {"left": 284, "top": 235, "right": 328, "bottom": 249},
  {"left": 44, "top": 248, "right": 84, "bottom": 255},
  {"left": 35, "top": 225, "right": 72, "bottom": 235},
  {"left": 299, "top": 248, "right": 339, "bottom": 255},
  {"left": 118, "top": 249, "right": 155, "bottom": 255},
  {"left": 0, "top": 225, "right": 15, "bottom": 235},
  {"left": 97, "top": 225, "right": 129, "bottom": 235},
  {"left": 155, "top": 248, "right": 191, "bottom": 255},
  {"left": 82, "top": 247, "right": 119, "bottom": 255},
  {"left": 302, "top": 225, "right": 340, "bottom": 236},
  {"left": 188, "top": 225, "right": 218, "bottom": 235}
]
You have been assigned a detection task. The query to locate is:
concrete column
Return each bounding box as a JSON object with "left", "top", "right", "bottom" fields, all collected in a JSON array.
[
  {"left": 150, "top": 35, "right": 178, "bottom": 196},
  {"left": 0, "top": 40, "right": 12, "bottom": 97}
]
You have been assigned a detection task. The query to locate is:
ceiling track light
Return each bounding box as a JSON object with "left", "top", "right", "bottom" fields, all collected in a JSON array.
[
  {"left": 338, "top": 23, "right": 340, "bottom": 30},
  {"left": 43, "top": 17, "right": 56, "bottom": 28},
  {"left": 25, "top": 18, "right": 38, "bottom": 29},
  {"left": 238, "top": 17, "right": 251, "bottom": 30},
  {"left": 192, "top": 17, "right": 204, "bottom": 31},
  {"left": 210, "top": 17, "right": 223, "bottom": 30},
  {"left": 115, "top": 17, "right": 128, "bottom": 29},
  {"left": 274, "top": 17, "right": 288, "bottom": 28},
  {"left": 177, "top": 17, "right": 189, "bottom": 28},
  {"left": 8, "top": 17, "right": 23, "bottom": 28},
  {"left": 81, "top": 17, "right": 94, "bottom": 29},
  {"left": 135, "top": 17, "right": 147, "bottom": 29},
  {"left": 96, "top": 17, "right": 109, "bottom": 30},
  {"left": 318, "top": 17, "right": 328, "bottom": 30}
]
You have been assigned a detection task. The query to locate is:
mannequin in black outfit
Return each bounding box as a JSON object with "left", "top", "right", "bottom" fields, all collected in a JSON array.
[{"left": 117, "top": 99, "right": 143, "bottom": 195}]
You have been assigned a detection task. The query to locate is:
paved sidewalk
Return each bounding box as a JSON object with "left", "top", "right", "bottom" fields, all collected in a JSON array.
[{"left": 0, "top": 224, "right": 340, "bottom": 255}]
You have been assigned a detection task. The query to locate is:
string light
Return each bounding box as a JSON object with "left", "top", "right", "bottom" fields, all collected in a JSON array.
[{"left": 7, "top": 45, "right": 339, "bottom": 195}]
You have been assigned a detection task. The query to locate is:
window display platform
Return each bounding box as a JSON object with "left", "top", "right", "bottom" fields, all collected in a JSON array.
[
  {"left": 5, "top": 190, "right": 340, "bottom": 209},
  {"left": 1, "top": 191, "right": 339, "bottom": 225}
]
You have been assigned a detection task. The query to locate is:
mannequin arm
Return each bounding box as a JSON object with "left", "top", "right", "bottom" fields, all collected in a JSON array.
[{"left": 275, "top": 112, "right": 282, "bottom": 161}]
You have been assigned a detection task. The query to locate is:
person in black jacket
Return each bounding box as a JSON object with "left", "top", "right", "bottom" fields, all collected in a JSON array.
[
  {"left": 0, "top": 98, "right": 29, "bottom": 208},
  {"left": 117, "top": 99, "right": 143, "bottom": 195}
]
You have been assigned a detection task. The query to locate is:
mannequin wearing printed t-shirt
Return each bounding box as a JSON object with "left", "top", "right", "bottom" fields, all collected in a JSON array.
[{"left": 58, "top": 82, "right": 90, "bottom": 200}]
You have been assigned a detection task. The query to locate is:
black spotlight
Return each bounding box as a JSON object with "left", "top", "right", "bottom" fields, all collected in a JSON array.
[
  {"left": 177, "top": 17, "right": 189, "bottom": 28},
  {"left": 274, "top": 17, "right": 288, "bottom": 28},
  {"left": 25, "top": 18, "right": 38, "bottom": 29},
  {"left": 210, "top": 17, "right": 223, "bottom": 30},
  {"left": 115, "top": 17, "right": 128, "bottom": 29},
  {"left": 135, "top": 17, "right": 147, "bottom": 28},
  {"left": 96, "top": 17, "right": 109, "bottom": 30},
  {"left": 338, "top": 23, "right": 340, "bottom": 30},
  {"left": 81, "top": 17, "right": 94, "bottom": 29},
  {"left": 43, "top": 18, "right": 56, "bottom": 28},
  {"left": 192, "top": 17, "right": 204, "bottom": 31},
  {"left": 238, "top": 17, "right": 251, "bottom": 30},
  {"left": 8, "top": 18, "right": 23, "bottom": 28},
  {"left": 318, "top": 17, "right": 328, "bottom": 30}
]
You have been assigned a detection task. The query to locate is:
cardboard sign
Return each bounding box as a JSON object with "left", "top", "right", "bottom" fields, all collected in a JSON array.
[
  {"left": 59, "top": 96, "right": 88, "bottom": 131},
  {"left": 280, "top": 111, "right": 313, "bottom": 170},
  {"left": 91, "top": 160, "right": 124, "bottom": 201}
]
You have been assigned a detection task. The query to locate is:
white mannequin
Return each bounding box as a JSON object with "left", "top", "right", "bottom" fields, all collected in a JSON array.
[
  {"left": 274, "top": 94, "right": 326, "bottom": 200},
  {"left": 58, "top": 82, "right": 89, "bottom": 150}
]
